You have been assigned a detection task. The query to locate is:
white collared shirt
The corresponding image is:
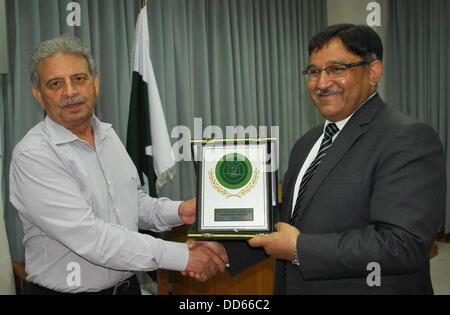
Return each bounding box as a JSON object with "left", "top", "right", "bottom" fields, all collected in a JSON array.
[
  {"left": 291, "top": 93, "right": 377, "bottom": 215},
  {"left": 10, "top": 115, "right": 188, "bottom": 293}
]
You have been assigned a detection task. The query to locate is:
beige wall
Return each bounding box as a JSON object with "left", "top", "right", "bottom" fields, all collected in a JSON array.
[
  {"left": 326, "top": 0, "right": 388, "bottom": 98},
  {"left": 0, "top": 0, "right": 7, "bottom": 74}
]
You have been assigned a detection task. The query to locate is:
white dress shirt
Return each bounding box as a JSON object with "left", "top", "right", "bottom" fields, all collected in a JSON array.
[
  {"left": 291, "top": 93, "right": 377, "bottom": 215},
  {"left": 10, "top": 115, "right": 189, "bottom": 293}
]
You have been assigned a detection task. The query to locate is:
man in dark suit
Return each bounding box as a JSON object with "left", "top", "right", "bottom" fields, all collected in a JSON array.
[{"left": 187, "top": 24, "right": 446, "bottom": 294}]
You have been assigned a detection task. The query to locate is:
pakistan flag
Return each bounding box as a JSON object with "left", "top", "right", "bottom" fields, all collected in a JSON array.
[{"left": 127, "top": 5, "right": 175, "bottom": 197}]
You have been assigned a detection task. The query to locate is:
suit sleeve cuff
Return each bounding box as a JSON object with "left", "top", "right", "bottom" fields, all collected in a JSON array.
[{"left": 297, "top": 233, "right": 340, "bottom": 279}]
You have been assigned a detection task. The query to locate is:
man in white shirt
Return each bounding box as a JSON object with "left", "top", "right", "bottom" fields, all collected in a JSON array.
[{"left": 9, "top": 35, "right": 225, "bottom": 294}]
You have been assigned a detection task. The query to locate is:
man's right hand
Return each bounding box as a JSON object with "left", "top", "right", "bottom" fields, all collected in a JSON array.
[{"left": 184, "top": 242, "right": 227, "bottom": 281}]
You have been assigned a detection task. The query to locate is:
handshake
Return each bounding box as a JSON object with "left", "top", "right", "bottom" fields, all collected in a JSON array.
[
  {"left": 178, "top": 198, "right": 229, "bottom": 281},
  {"left": 181, "top": 221, "right": 300, "bottom": 282},
  {"left": 183, "top": 240, "right": 228, "bottom": 282},
  {"left": 178, "top": 198, "right": 300, "bottom": 282}
]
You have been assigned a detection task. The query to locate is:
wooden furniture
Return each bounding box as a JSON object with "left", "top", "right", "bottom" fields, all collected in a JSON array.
[
  {"left": 171, "top": 257, "right": 274, "bottom": 295},
  {"left": 437, "top": 232, "right": 450, "bottom": 243},
  {"left": 155, "top": 184, "right": 282, "bottom": 295},
  {"left": 429, "top": 242, "right": 438, "bottom": 259},
  {"left": 12, "top": 260, "right": 28, "bottom": 295},
  {"left": 157, "top": 224, "right": 274, "bottom": 295}
]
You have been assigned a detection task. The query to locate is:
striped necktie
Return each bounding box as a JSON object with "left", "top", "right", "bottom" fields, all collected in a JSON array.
[{"left": 290, "top": 123, "right": 339, "bottom": 224}]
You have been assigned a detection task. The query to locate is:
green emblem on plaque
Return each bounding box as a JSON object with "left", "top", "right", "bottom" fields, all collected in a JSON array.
[
  {"left": 209, "top": 153, "right": 259, "bottom": 198},
  {"left": 215, "top": 153, "right": 252, "bottom": 189}
]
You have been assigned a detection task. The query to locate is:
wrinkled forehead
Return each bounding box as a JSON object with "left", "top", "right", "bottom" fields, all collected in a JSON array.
[
  {"left": 37, "top": 52, "right": 91, "bottom": 76},
  {"left": 309, "top": 38, "right": 362, "bottom": 67},
  {"left": 36, "top": 53, "right": 93, "bottom": 87}
]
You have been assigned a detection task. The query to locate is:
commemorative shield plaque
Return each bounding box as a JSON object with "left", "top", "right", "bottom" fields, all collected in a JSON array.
[{"left": 189, "top": 138, "right": 277, "bottom": 239}]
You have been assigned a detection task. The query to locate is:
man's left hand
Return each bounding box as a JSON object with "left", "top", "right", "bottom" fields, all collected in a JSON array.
[
  {"left": 178, "top": 197, "right": 196, "bottom": 225},
  {"left": 248, "top": 222, "right": 300, "bottom": 261}
]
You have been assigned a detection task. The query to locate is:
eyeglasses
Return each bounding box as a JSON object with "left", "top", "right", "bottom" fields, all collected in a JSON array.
[{"left": 302, "top": 61, "right": 370, "bottom": 82}]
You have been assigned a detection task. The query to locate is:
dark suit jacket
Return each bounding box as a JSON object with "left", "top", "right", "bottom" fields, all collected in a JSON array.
[{"left": 224, "top": 94, "right": 446, "bottom": 294}]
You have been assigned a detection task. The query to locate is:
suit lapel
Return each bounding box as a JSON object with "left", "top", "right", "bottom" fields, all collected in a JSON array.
[
  {"left": 292, "top": 94, "right": 385, "bottom": 223},
  {"left": 280, "top": 127, "right": 323, "bottom": 223}
]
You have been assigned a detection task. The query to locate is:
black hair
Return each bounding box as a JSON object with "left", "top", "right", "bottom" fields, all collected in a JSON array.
[{"left": 308, "top": 24, "right": 383, "bottom": 62}]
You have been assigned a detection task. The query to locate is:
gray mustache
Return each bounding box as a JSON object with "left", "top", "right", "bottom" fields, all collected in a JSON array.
[
  {"left": 314, "top": 87, "right": 344, "bottom": 95},
  {"left": 59, "top": 96, "right": 87, "bottom": 108}
]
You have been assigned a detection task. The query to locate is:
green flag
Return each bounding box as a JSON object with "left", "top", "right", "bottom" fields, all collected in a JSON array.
[{"left": 127, "top": 5, "right": 175, "bottom": 197}]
